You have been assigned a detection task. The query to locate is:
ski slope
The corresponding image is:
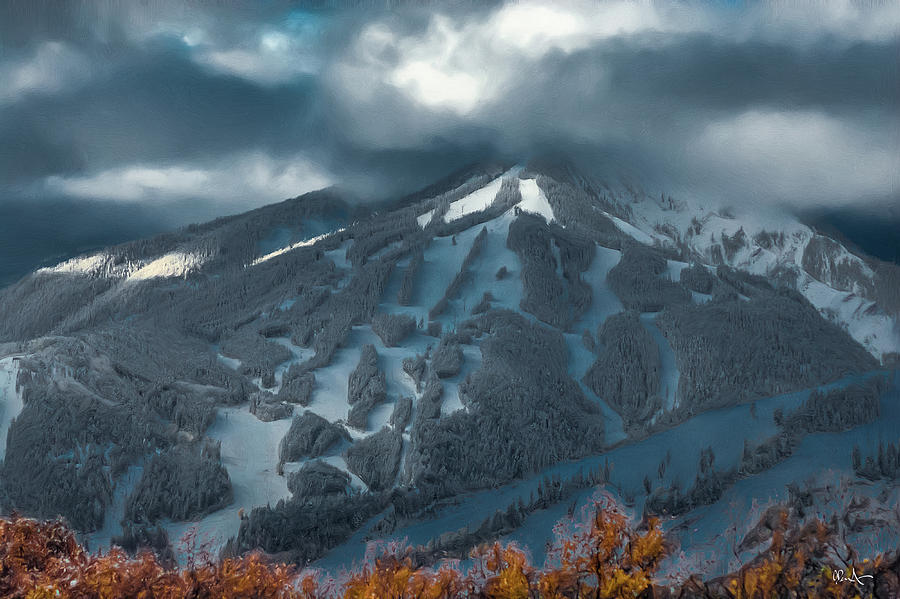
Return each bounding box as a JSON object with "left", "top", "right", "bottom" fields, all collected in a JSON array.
[{"left": 0, "top": 356, "right": 24, "bottom": 462}]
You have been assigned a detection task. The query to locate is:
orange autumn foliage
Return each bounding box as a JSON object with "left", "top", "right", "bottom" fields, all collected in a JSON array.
[{"left": 0, "top": 498, "right": 897, "bottom": 599}]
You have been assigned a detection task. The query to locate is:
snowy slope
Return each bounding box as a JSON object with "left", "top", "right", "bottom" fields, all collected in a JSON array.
[
  {"left": 5, "top": 163, "right": 897, "bottom": 575},
  {"left": 0, "top": 356, "right": 24, "bottom": 463},
  {"left": 166, "top": 406, "right": 293, "bottom": 563},
  {"left": 593, "top": 187, "right": 898, "bottom": 360}
]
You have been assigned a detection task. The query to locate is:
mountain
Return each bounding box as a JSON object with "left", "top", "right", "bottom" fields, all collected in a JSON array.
[{"left": 0, "top": 161, "right": 898, "bottom": 576}]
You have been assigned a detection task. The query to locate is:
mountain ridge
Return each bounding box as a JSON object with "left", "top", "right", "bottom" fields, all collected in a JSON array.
[{"left": 0, "top": 161, "right": 897, "bottom": 576}]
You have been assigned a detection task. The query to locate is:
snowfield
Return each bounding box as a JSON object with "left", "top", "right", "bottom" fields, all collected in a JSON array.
[
  {"left": 800, "top": 276, "right": 900, "bottom": 359},
  {"left": 0, "top": 356, "right": 24, "bottom": 462},
  {"left": 128, "top": 251, "right": 205, "bottom": 281},
  {"left": 443, "top": 176, "right": 505, "bottom": 223},
  {"left": 252, "top": 229, "right": 346, "bottom": 266},
  {"left": 39, "top": 253, "right": 108, "bottom": 277},
  {"left": 517, "top": 178, "right": 555, "bottom": 223},
  {"left": 166, "top": 406, "right": 293, "bottom": 564},
  {"left": 4, "top": 164, "right": 899, "bottom": 578}
]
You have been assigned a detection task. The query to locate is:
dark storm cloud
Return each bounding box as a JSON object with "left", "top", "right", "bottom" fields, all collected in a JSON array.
[{"left": 0, "top": 0, "right": 897, "bottom": 212}]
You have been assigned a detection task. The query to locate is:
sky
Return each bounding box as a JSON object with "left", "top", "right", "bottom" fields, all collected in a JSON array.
[{"left": 1, "top": 0, "right": 898, "bottom": 281}]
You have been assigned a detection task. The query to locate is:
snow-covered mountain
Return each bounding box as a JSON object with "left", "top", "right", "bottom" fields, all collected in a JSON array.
[{"left": 0, "top": 161, "right": 897, "bottom": 576}]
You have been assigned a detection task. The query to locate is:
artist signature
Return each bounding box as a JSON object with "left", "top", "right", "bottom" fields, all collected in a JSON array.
[{"left": 832, "top": 567, "right": 874, "bottom": 586}]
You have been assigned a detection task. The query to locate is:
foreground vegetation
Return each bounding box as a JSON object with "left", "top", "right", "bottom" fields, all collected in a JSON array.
[{"left": 2, "top": 495, "right": 898, "bottom": 599}]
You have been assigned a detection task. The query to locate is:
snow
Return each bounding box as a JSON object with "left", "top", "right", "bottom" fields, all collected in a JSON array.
[
  {"left": 324, "top": 238, "right": 353, "bottom": 271},
  {"left": 662, "top": 370, "right": 900, "bottom": 577},
  {"left": 606, "top": 213, "right": 656, "bottom": 245},
  {"left": 443, "top": 176, "right": 504, "bottom": 223},
  {"left": 440, "top": 344, "right": 482, "bottom": 416},
  {"left": 165, "top": 405, "right": 293, "bottom": 564},
  {"left": 84, "top": 464, "right": 143, "bottom": 552},
  {"left": 517, "top": 178, "right": 555, "bottom": 223},
  {"left": 128, "top": 251, "right": 204, "bottom": 281},
  {"left": 425, "top": 210, "right": 526, "bottom": 328},
  {"left": 303, "top": 326, "right": 430, "bottom": 433},
  {"left": 800, "top": 276, "right": 900, "bottom": 360},
  {"left": 40, "top": 253, "right": 107, "bottom": 276},
  {"left": 0, "top": 356, "right": 24, "bottom": 462},
  {"left": 304, "top": 341, "right": 360, "bottom": 427},
  {"left": 588, "top": 185, "right": 898, "bottom": 359},
  {"left": 665, "top": 259, "right": 688, "bottom": 282},
  {"left": 269, "top": 337, "right": 314, "bottom": 394},
  {"left": 564, "top": 245, "right": 627, "bottom": 443},
  {"left": 321, "top": 372, "right": 877, "bottom": 570},
  {"left": 639, "top": 313, "right": 680, "bottom": 411},
  {"left": 417, "top": 209, "right": 435, "bottom": 228},
  {"left": 319, "top": 455, "right": 369, "bottom": 492},
  {"left": 252, "top": 228, "right": 346, "bottom": 266},
  {"left": 216, "top": 353, "right": 241, "bottom": 371}
]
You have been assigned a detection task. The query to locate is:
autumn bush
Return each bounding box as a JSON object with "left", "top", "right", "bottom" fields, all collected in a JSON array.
[{"left": 1, "top": 496, "right": 898, "bottom": 598}]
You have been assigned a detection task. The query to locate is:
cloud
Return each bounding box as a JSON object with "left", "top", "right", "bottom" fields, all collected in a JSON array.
[
  {"left": 45, "top": 152, "right": 331, "bottom": 205},
  {"left": 0, "top": 41, "right": 91, "bottom": 103},
  {"left": 691, "top": 110, "right": 899, "bottom": 205},
  {"left": 323, "top": 1, "right": 898, "bottom": 206},
  {"left": 0, "top": 0, "right": 897, "bottom": 218}
]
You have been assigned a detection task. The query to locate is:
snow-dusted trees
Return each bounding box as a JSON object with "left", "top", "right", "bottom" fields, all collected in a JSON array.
[
  {"left": 277, "top": 370, "right": 315, "bottom": 405},
  {"left": 534, "top": 174, "right": 624, "bottom": 248},
  {"left": 855, "top": 438, "right": 900, "bottom": 481},
  {"left": 606, "top": 244, "right": 690, "bottom": 312},
  {"left": 471, "top": 291, "right": 493, "bottom": 315},
  {"left": 125, "top": 441, "right": 232, "bottom": 523},
  {"left": 645, "top": 447, "right": 725, "bottom": 517},
  {"left": 278, "top": 412, "right": 349, "bottom": 466},
  {"left": 397, "top": 247, "right": 424, "bottom": 306},
  {"left": 429, "top": 227, "right": 488, "bottom": 319},
  {"left": 231, "top": 491, "right": 387, "bottom": 565},
  {"left": 787, "top": 374, "right": 886, "bottom": 433},
  {"left": 347, "top": 344, "right": 388, "bottom": 430},
  {"left": 679, "top": 262, "right": 715, "bottom": 294},
  {"left": 287, "top": 460, "right": 351, "bottom": 498},
  {"left": 219, "top": 327, "right": 292, "bottom": 384},
  {"left": 401, "top": 353, "right": 427, "bottom": 391},
  {"left": 344, "top": 427, "right": 402, "bottom": 491},
  {"left": 406, "top": 310, "right": 604, "bottom": 494},
  {"left": 656, "top": 288, "right": 877, "bottom": 412},
  {"left": 390, "top": 396, "right": 413, "bottom": 431},
  {"left": 249, "top": 391, "right": 293, "bottom": 422},
  {"left": 739, "top": 377, "right": 886, "bottom": 480},
  {"left": 144, "top": 383, "right": 217, "bottom": 436},
  {"left": 582, "top": 311, "right": 661, "bottom": 429},
  {"left": 507, "top": 214, "right": 594, "bottom": 330},
  {"left": 371, "top": 312, "right": 417, "bottom": 347},
  {"left": 802, "top": 234, "right": 874, "bottom": 295},
  {"left": 431, "top": 338, "right": 464, "bottom": 378}
]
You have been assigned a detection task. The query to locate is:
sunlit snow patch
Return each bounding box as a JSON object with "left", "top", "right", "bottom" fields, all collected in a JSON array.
[
  {"left": 517, "top": 178, "right": 555, "bottom": 223},
  {"left": 252, "top": 228, "right": 346, "bottom": 266},
  {"left": 128, "top": 252, "right": 204, "bottom": 281},
  {"left": 443, "top": 177, "right": 505, "bottom": 222},
  {"left": 417, "top": 209, "right": 435, "bottom": 228},
  {"left": 39, "top": 253, "right": 108, "bottom": 276}
]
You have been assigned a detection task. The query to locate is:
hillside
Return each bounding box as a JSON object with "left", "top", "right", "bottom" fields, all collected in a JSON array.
[{"left": 0, "top": 161, "right": 897, "bottom": 578}]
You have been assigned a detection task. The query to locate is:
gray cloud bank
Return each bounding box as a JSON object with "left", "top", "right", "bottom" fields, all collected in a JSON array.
[{"left": 1, "top": 0, "right": 897, "bottom": 223}]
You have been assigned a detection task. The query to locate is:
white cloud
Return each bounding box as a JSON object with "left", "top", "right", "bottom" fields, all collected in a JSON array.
[
  {"left": 196, "top": 34, "right": 319, "bottom": 86},
  {"left": 45, "top": 152, "right": 331, "bottom": 205},
  {"left": 0, "top": 42, "right": 91, "bottom": 103},
  {"left": 337, "top": 0, "right": 899, "bottom": 118},
  {"left": 338, "top": 1, "right": 712, "bottom": 115},
  {"left": 693, "top": 110, "right": 899, "bottom": 204}
]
